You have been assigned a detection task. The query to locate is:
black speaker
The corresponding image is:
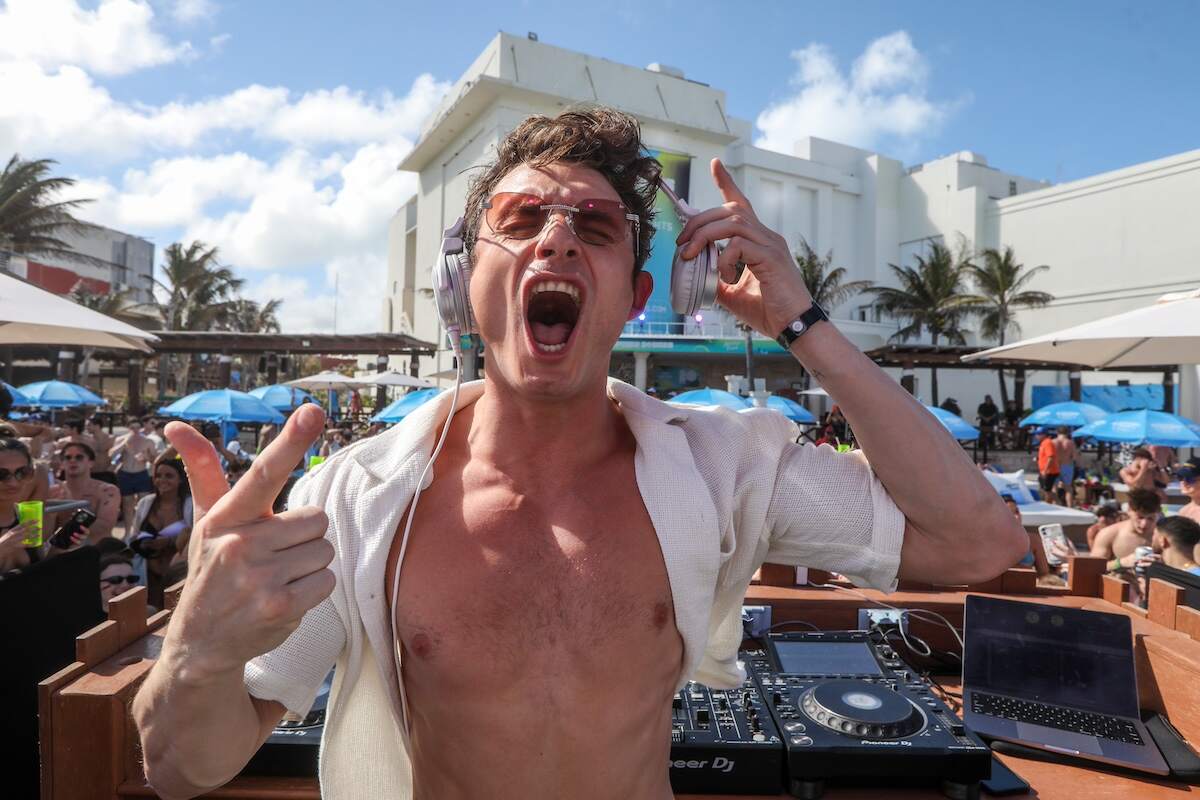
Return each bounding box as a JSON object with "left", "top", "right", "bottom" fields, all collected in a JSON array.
[
  {"left": 279, "top": 357, "right": 290, "bottom": 373},
  {"left": 258, "top": 357, "right": 267, "bottom": 372}
]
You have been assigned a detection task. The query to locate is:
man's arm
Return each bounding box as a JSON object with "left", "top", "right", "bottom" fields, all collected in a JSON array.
[
  {"left": 135, "top": 655, "right": 285, "bottom": 799},
  {"left": 1119, "top": 462, "right": 1141, "bottom": 484},
  {"left": 90, "top": 483, "right": 120, "bottom": 541},
  {"left": 676, "top": 158, "right": 1026, "bottom": 587},
  {"left": 788, "top": 327, "right": 1027, "bottom": 584}
]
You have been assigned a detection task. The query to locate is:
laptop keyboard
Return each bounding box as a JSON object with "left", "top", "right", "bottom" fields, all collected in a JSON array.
[{"left": 972, "top": 692, "right": 1144, "bottom": 745}]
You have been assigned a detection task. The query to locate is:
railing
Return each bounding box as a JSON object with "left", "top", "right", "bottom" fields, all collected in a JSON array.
[{"left": 621, "top": 319, "right": 768, "bottom": 339}]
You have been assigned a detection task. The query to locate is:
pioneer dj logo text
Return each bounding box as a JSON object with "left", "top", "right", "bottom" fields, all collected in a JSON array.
[
  {"left": 860, "top": 740, "right": 912, "bottom": 746},
  {"left": 670, "top": 757, "right": 736, "bottom": 773}
]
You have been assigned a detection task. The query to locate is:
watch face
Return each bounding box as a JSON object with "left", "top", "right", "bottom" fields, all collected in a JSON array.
[{"left": 791, "top": 320, "right": 805, "bottom": 334}]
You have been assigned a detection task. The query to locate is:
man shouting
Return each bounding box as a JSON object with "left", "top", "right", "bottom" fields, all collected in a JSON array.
[{"left": 134, "top": 107, "right": 1025, "bottom": 800}]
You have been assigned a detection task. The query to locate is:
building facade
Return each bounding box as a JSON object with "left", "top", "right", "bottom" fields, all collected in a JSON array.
[
  {"left": 386, "top": 33, "right": 1199, "bottom": 420},
  {"left": 2, "top": 223, "right": 155, "bottom": 305}
]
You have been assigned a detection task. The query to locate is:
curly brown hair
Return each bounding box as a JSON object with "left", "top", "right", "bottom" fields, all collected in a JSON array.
[{"left": 463, "top": 106, "right": 662, "bottom": 280}]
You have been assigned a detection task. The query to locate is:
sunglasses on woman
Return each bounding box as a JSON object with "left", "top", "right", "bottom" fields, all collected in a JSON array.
[
  {"left": 483, "top": 192, "right": 639, "bottom": 254},
  {"left": 101, "top": 574, "right": 140, "bottom": 586},
  {"left": 0, "top": 466, "right": 33, "bottom": 483}
]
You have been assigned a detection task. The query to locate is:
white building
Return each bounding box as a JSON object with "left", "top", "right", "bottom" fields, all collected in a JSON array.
[
  {"left": 386, "top": 33, "right": 1199, "bottom": 421},
  {"left": 2, "top": 223, "right": 155, "bottom": 305}
]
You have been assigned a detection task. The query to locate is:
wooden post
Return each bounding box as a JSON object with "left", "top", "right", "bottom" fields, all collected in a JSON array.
[
  {"left": 900, "top": 361, "right": 915, "bottom": 395},
  {"left": 1068, "top": 370, "right": 1082, "bottom": 402},
  {"left": 127, "top": 357, "right": 142, "bottom": 416},
  {"left": 376, "top": 354, "right": 388, "bottom": 411},
  {"left": 1014, "top": 367, "right": 1026, "bottom": 416},
  {"left": 1066, "top": 555, "right": 1105, "bottom": 597},
  {"left": 217, "top": 354, "right": 233, "bottom": 388},
  {"left": 1147, "top": 577, "right": 1186, "bottom": 630},
  {"left": 1163, "top": 369, "right": 1175, "bottom": 413}
]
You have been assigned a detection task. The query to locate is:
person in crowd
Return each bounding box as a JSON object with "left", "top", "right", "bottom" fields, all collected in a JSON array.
[
  {"left": 1053, "top": 426, "right": 1078, "bottom": 508},
  {"left": 99, "top": 551, "right": 141, "bottom": 613},
  {"left": 132, "top": 106, "right": 1026, "bottom": 800},
  {"left": 126, "top": 458, "right": 193, "bottom": 608},
  {"left": 1152, "top": 516, "right": 1200, "bottom": 576},
  {"left": 1086, "top": 502, "right": 1125, "bottom": 549},
  {"left": 143, "top": 417, "right": 166, "bottom": 451},
  {"left": 47, "top": 441, "right": 120, "bottom": 544},
  {"left": 111, "top": 418, "right": 161, "bottom": 533},
  {"left": 939, "top": 397, "right": 963, "bottom": 417},
  {"left": 1036, "top": 429, "right": 1060, "bottom": 501},
  {"left": 319, "top": 427, "right": 350, "bottom": 457},
  {"left": 0, "top": 436, "right": 87, "bottom": 572},
  {"left": 1120, "top": 447, "right": 1169, "bottom": 498},
  {"left": 977, "top": 394, "right": 1000, "bottom": 450},
  {"left": 1091, "top": 488, "right": 1162, "bottom": 571},
  {"left": 257, "top": 421, "right": 280, "bottom": 455},
  {"left": 85, "top": 418, "right": 118, "bottom": 486},
  {"left": 56, "top": 419, "right": 96, "bottom": 452},
  {"left": 1149, "top": 443, "right": 1176, "bottom": 473},
  {"left": 0, "top": 423, "right": 50, "bottom": 504},
  {"left": 1168, "top": 457, "right": 1200, "bottom": 524}
]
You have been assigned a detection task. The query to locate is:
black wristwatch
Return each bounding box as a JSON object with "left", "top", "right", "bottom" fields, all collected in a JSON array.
[{"left": 775, "top": 303, "right": 828, "bottom": 349}]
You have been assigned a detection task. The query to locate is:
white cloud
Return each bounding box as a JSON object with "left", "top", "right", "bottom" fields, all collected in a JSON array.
[
  {"left": 0, "top": 61, "right": 448, "bottom": 159},
  {"left": 209, "top": 32, "right": 231, "bottom": 53},
  {"left": 0, "top": 0, "right": 191, "bottom": 76},
  {"left": 171, "top": 0, "right": 216, "bottom": 24},
  {"left": 755, "top": 31, "right": 958, "bottom": 156}
]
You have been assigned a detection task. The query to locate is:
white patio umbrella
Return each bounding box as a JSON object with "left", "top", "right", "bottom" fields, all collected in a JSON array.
[
  {"left": 797, "top": 387, "right": 830, "bottom": 397},
  {"left": 962, "top": 288, "right": 1200, "bottom": 368},
  {"left": 356, "top": 369, "right": 434, "bottom": 389},
  {"left": 285, "top": 370, "right": 365, "bottom": 391},
  {"left": 0, "top": 272, "right": 158, "bottom": 351}
]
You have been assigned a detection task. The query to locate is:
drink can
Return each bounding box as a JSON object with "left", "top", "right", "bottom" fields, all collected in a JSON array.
[{"left": 1134, "top": 545, "right": 1154, "bottom": 576}]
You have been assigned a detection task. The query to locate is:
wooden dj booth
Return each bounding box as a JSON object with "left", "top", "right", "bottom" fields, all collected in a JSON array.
[{"left": 38, "top": 555, "right": 1200, "bottom": 800}]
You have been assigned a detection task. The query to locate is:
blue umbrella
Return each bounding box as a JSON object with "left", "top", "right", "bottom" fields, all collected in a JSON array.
[
  {"left": 924, "top": 404, "right": 980, "bottom": 441},
  {"left": 1019, "top": 401, "right": 1109, "bottom": 428},
  {"left": 372, "top": 388, "right": 441, "bottom": 424},
  {"left": 16, "top": 380, "right": 106, "bottom": 408},
  {"left": 249, "top": 384, "right": 318, "bottom": 412},
  {"left": 160, "top": 389, "right": 286, "bottom": 424},
  {"left": 2, "top": 381, "right": 32, "bottom": 406},
  {"left": 763, "top": 395, "right": 817, "bottom": 423},
  {"left": 668, "top": 388, "right": 751, "bottom": 410},
  {"left": 1072, "top": 409, "right": 1200, "bottom": 447}
]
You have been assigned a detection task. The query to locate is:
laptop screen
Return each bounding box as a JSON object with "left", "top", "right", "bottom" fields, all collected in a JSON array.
[{"left": 964, "top": 595, "right": 1138, "bottom": 718}]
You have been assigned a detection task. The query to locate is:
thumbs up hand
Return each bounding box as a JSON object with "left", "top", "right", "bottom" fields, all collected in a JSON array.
[{"left": 160, "top": 404, "right": 335, "bottom": 680}]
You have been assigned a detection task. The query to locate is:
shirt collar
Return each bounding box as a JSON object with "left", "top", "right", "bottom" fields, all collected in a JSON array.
[{"left": 348, "top": 377, "right": 690, "bottom": 483}]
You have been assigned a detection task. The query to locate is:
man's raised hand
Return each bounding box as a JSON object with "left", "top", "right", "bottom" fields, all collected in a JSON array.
[{"left": 162, "top": 404, "right": 335, "bottom": 681}]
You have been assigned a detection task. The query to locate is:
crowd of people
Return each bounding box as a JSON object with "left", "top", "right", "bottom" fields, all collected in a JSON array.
[{"left": 0, "top": 392, "right": 384, "bottom": 614}]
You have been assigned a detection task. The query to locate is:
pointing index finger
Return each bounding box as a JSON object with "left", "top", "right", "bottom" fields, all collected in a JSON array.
[
  {"left": 711, "top": 158, "right": 753, "bottom": 209},
  {"left": 212, "top": 404, "right": 326, "bottom": 524}
]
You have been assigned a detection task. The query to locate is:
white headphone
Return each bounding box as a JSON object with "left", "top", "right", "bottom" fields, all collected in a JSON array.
[{"left": 430, "top": 178, "right": 720, "bottom": 344}]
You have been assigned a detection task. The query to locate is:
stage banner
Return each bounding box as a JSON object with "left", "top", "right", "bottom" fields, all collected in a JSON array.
[{"left": 641, "top": 149, "right": 692, "bottom": 326}]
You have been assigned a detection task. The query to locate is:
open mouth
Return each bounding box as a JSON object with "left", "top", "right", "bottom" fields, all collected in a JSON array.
[{"left": 525, "top": 280, "right": 582, "bottom": 355}]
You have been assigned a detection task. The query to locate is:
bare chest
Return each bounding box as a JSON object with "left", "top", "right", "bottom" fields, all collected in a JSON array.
[{"left": 385, "top": 462, "right": 682, "bottom": 694}]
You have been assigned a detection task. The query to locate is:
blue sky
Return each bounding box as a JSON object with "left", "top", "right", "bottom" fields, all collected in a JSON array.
[{"left": 3, "top": 0, "right": 1197, "bottom": 332}]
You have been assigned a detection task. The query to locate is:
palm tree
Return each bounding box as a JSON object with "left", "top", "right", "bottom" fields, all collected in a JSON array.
[
  {"left": 153, "top": 241, "right": 245, "bottom": 392},
  {"left": 795, "top": 238, "right": 874, "bottom": 311},
  {"left": 791, "top": 239, "right": 874, "bottom": 391},
  {"left": 68, "top": 283, "right": 150, "bottom": 383},
  {"left": 222, "top": 297, "right": 282, "bottom": 334},
  {"left": 0, "top": 155, "right": 104, "bottom": 266},
  {"left": 868, "top": 240, "right": 978, "bottom": 405},
  {"left": 960, "top": 246, "right": 1054, "bottom": 407}
]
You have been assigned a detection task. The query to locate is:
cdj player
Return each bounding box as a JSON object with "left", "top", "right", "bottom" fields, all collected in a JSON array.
[{"left": 746, "top": 631, "right": 991, "bottom": 799}]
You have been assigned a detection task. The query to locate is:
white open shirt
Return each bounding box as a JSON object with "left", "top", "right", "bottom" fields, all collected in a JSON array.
[{"left": 244, "top": 378, "right": 905, "bottom": 798}]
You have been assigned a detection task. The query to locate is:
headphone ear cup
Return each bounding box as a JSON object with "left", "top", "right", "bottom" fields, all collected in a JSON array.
[
  {"left": 670, "top": 241, "right": 720, "bottom": 317},
  {"left": 456, "top": 252, "right": 476, "bottom": 334}
]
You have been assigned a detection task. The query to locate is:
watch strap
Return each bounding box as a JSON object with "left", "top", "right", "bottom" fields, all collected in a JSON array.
[{"left": 775, "top": 304, "right": 828, "bottom": 349}]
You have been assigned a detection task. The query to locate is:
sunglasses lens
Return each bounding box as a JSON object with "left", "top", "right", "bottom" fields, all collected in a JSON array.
[
  {"left": 573, "top": 199, "right": 629, "bottom": 246},
  {"left": 486, "top": 193, "right": 546, "bottom": 238}
]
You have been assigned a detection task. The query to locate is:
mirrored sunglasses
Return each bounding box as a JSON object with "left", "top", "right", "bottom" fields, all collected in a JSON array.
[
  {"left": 483, "top": 192, "right": 639, "bottom": 253},
  {"left": 101, "top": 575, "right": 140, "bottom": 586}
]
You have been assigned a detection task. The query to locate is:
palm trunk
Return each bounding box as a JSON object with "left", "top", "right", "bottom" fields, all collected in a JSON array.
[
  {"left": 930, "top": 333, "right": 940, "bottom": 406},
  {"left": 996, "top": 330, "right": 1009, "bottom": 409}
]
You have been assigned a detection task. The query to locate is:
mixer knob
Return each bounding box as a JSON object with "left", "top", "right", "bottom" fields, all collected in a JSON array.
[
  {"left": 772, "top": 691, "right": 783, "bottom": 704},
  {"left": 752, "top": 732, "right": 767, "bottom": 742}
]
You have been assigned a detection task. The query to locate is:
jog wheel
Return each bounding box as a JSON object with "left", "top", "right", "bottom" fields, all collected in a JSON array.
[{"left": 799, "top": 679, "right": 925, "bottom": 739}]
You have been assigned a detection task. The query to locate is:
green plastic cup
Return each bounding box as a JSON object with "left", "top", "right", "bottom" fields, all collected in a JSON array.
[
  {"left": 836, "top": 443, "right": 852, "bottom": 453},
  {"left": 308, "top": 455, "right": 326, "bottom": 471},
  {"left": 16, "top": 500, "right": 43, "bottom": 548}
]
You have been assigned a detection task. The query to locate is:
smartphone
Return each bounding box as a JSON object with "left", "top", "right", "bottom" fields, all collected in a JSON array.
[
  {"left": 49, "top": 508, "right": 97, "bottom": 549},
  {"left": 981, "top": 755, "right": 1030, "bottom": 796},
  {"left": 1038, "top": 523, "right": 1073, "bottom": 567}
]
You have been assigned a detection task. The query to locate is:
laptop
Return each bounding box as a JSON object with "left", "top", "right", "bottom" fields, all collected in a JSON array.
[{"left": 962, "top": 595, "right": 1168, "bottom": 774}]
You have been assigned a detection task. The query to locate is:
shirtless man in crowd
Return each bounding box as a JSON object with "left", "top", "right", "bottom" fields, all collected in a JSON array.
[
  {"left": 1120, "top": 447, "right": 1168, "bottom": 499},
  {"left": 48, "top": 441, "right": 121, "bottom": 544},
  {"left": 110, "top": 418, "right": 161, "bottom": 533},
  {"left": 133, "top": 107, "right": 1026, "bottom": 800},
  {"left": 1091, "top": 487, "right": 1161, "bottom": 572}
]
